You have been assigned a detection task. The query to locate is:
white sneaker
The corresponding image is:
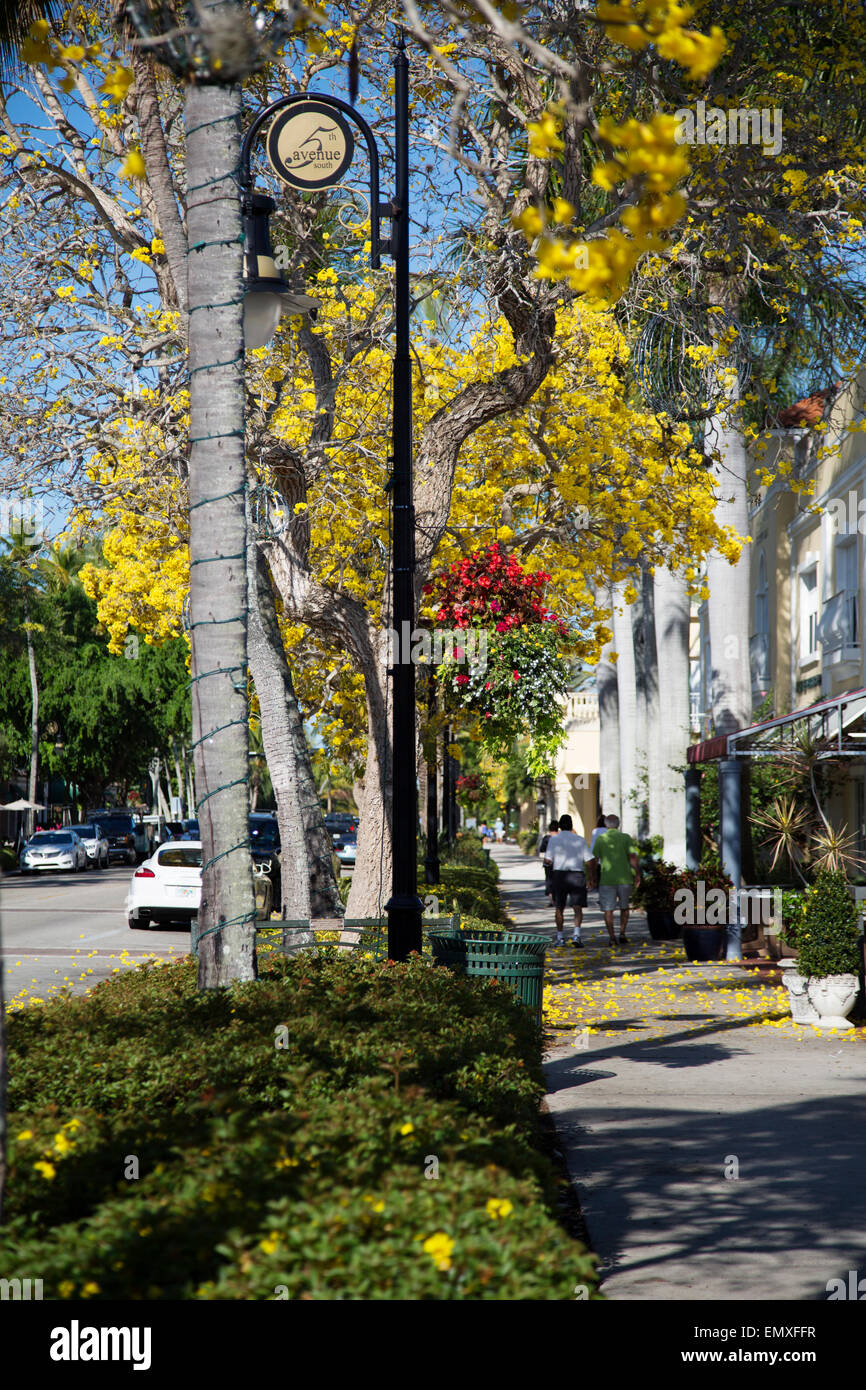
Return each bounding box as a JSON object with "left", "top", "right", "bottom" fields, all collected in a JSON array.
[{"left": 554, "top": 934, "right": 565, "bottom": 945}]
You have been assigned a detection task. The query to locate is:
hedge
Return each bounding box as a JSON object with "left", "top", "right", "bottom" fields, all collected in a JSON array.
[{"left": 1, "top": 950, "right": 597, "bottom": 1300}]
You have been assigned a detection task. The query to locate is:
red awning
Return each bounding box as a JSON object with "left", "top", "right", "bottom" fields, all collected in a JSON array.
[{"left": 687, "top": 734, "right": 728, "bottom": 764}]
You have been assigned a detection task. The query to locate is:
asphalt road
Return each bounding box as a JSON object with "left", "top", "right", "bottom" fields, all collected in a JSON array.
[{"left": 0, "top": 864, "right": 190, "bottom": 1011}]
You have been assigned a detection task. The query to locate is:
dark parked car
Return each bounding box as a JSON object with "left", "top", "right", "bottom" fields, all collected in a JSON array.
[
  {"left": 324, "top": 811, "right": 358, "bottom": 836},
  {"left": 332, "top": 831, "right": 357, "bottom": 866},
  {"left": 249, "top": 813, "right": 281, "bottom": 905},
  {"left": 91, "top": 811, "right": 147, "bottom": 865}
]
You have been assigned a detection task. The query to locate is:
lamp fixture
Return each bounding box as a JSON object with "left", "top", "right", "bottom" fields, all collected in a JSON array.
[{"left": 242, "top": 192, "right": 319, "bottom": 349}]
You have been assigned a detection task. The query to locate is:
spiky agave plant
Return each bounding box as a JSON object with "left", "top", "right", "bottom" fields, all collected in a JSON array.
[
  {"left": 809, "top": 822, "right": 866, "bottom": 879},
  {"left": 751, "top": 794, "right": 813, "bottom": 886}
]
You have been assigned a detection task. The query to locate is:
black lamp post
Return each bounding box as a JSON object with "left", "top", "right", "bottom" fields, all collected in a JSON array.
[{"left": 239, "top": 35, "right": 423, "bottom": 961}]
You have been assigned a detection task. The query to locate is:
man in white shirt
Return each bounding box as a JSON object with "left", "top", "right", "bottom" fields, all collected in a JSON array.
[{"left": 544, "top": 813, "right": 596, "bottom": 946}]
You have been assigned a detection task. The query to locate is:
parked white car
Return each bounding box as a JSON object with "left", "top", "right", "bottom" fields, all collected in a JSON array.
[
  {"left": 126, "top": 841, "right": 202, "bottom": 929},
  {"left": 67, "top": 823, "right": 110, "bottom": 869},
  {"left": 20, "top": 830, "right": 88, "bottom": 874}
]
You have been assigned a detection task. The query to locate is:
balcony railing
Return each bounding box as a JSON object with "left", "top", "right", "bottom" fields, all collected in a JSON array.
[{"left": 817, "top": 589, "right": 859, "bottom": 654}]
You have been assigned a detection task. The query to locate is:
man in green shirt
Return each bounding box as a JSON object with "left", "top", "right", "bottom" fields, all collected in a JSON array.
[{"left": 592, "top": 814, "right": 641, "bottom": 948}]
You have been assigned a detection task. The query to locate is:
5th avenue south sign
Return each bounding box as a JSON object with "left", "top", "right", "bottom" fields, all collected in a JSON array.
[{"left": 266, "top": 100, "right": 355, "bottom": 189}]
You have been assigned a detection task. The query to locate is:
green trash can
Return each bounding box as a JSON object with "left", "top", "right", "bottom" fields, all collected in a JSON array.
[{"left": 428, "top": 927, "right": 547, "bottom": 1023}]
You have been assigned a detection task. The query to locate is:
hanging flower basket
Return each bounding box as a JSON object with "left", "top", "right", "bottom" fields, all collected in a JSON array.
[{"left": 423, "top": 544, "right": 574, "bottom": 774}]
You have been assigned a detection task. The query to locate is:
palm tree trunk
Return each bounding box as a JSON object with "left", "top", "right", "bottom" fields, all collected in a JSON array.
[
  {"left": 705, "top": 403, "right": 752, "bottom": 736},
  {"left": 705, "top": 292, "right": 752, "bottom": 737},
  {"left": 612, "top": 582, "right": 639, "bottom": 838},
  {"left": 630, "top": 576, "right": 651, "bottom": 839},
  {"left": 186, "top": 62, "right": 256, "bottom": 988},
  {"left": 247, "top": 530, "right": 315, "bottom": 951},
  {"left": 653, "top": 566, "right": 691, "bottom": 866},
  {"left": 24, "top": 591, "right": 38, "bottom": 838},
  {"left": 0, "top": 936, "right": 6, "bottom": 1222},
  {"left": 595, "top": 583, "right": 620, "bottom": 818}
]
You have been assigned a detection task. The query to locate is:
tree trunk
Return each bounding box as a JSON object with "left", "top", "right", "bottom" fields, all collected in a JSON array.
[
  {"left": 639, "top": 562, "right": 661, "bottom": 841},
  {"left": 344, "top": 646, "right": 392, "bottom": 920},
  {"left": 705, "top": 290, "right": 752, "bottom": 737},
  {"left": 629, "top": 577, "right": 650, "bottom": 839},
  {"left": 246, "top": 530, "right": 315, "bottom": 951},
  {"left": 595, "top": 584, "right": 621, "bottom": 818},
  {"left": 173, "top": 747, "right": 185, "bottom": 818},
  {"left": 186, "top": 63, "right": 256, "bottom": 988},
  {"left": 612, "top": 582, "right": 639, "bottom": 839},
  {"left": 653, "top": 566, "right": 690, "bottom": 866},
  {"left": 0, "top": 918, "right": 6, "bottom": 1223},
  {"left": 24, "top": 592, "right": 38, "bottom": 838}
]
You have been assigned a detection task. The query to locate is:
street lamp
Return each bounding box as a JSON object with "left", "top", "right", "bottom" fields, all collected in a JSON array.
[
  {"left": 239, "top": 35, "right": 423, "bottom": 961},
  {"left": 242, "top": 192, "right": 320, "bottom": 349}
]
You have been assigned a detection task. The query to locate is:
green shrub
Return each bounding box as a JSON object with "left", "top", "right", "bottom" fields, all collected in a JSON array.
[
  {"left": 435, "top": 864, "right": 505, "bottom": 923},
  {"left": 441, "top": 832, "right": 489, "bottom": 868},
  {"left": 1, "top": 952, "right": 596, "bottom": 1300},
  {"left": 338, "top": 875, "right": 351, "bottom": 906},
  {"left": 793, "top": 870, "right": 862, "bottom": 977},
  {"left": 517, "top": 829, "right": 539, "bottom": 855}
]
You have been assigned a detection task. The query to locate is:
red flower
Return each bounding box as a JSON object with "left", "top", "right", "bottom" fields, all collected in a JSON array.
[
  {"left": 496, "top": 621, "right": 508, "bottom": 633},
  {"left": 455, "top": 673, "right": 469, "bottom": 685},
  {"left": 512, "top": 670, "right": 521, "bottom": 680},
  {"left": 485, "top": 681, "right": 492, "bottom": 690},
  {"left": 454, "top": 646, "right": 465, "bottom": 661}
]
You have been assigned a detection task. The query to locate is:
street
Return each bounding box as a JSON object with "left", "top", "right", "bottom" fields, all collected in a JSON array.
[{"left": 0, "top": 866, "right": 189, "bottom": 1010}]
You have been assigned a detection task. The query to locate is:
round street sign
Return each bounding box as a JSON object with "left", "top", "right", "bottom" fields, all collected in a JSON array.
[{"left": 266, "top": 101, "right": 355, "bottom": 190}]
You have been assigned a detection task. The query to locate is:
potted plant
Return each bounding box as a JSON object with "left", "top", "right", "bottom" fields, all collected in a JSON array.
[
  {"left": 633, "top": 859, "right": 681, "bottom": 940},
  {"left": 782, "top": 870, "right": 862, "bottom": 1028},
  {"left": 673, "top": 862, "right": 734, "bottom": 962}
]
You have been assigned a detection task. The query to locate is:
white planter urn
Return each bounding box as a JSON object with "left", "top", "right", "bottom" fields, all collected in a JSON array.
[
  {"left": 806, "top": 974, "right": 860, "bottom": 1029},
  {"left": 782, "top": 971, "right": 820, "bottom": 1025}
]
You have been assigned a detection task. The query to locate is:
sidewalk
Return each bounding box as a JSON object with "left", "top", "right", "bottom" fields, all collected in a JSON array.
[{"left": 492, "top": 841, "right": 866, "bottom": 1301}]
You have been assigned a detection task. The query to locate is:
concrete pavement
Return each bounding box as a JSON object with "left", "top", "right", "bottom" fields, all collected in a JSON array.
[
  {"left": 0, "top": 865, "right": 188, "bottom": 1010},
  {"left": 492, "top": 841, "right": 866, "bottom": 1302}
]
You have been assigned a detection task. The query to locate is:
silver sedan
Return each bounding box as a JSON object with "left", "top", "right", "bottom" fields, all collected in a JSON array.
[
  {"left": 19, "top": 830, "right": 88, "bottom": 874},
  {"left": 67, "top": 823, "right": 110, "bottom": 869}
]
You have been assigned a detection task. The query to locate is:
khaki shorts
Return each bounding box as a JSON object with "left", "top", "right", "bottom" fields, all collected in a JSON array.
[{"left": 598, "top": 884, "right": 631, "bottom": 911}]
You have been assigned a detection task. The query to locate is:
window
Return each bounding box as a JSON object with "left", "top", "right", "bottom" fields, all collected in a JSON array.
[
  {"left": 800, "top": 567, "right": 819, "bottom": 661},
  {"left": 157, "top": 847, "right": 202, "bottom": 868}
]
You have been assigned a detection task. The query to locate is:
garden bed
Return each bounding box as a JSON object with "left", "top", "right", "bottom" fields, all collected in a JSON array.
[{"left": 1, "top": 949, "right": 597, "bottom": 1300}]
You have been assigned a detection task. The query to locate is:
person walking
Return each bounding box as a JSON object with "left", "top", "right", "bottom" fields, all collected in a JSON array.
[
  {"left": 544, "top": 813, "right": 596, "bottom": 947},
  {"left": 590, "top": 813, "right": 607, "bottom": 853},
  {"left": 537, "top": 819, "right": 559, "bottom": 904},
  {"left": 593, "top": 813, "right": 641, "bottom": 947},
  {"left": 493, "top": 816, "right": 504, "bottom": 842}
]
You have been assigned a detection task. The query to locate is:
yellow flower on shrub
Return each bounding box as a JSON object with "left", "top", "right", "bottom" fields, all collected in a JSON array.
[
  {"left": 34, "top": 1160, "right": 56, "bottom": 1179},
  {"left": 486, "top": 1198, "right": 514, "bottom": 1220},
  {"left": 422, "top": 1232, "right": 454, "bottom": 1271}
]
